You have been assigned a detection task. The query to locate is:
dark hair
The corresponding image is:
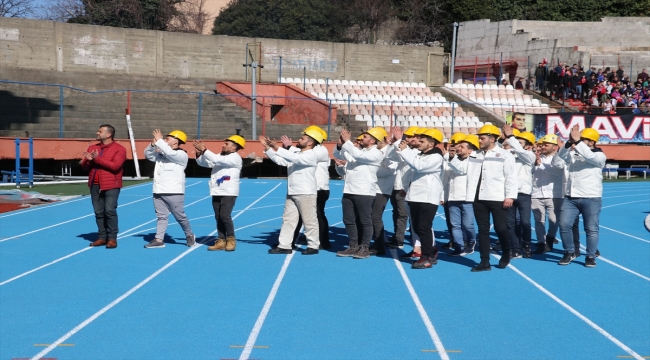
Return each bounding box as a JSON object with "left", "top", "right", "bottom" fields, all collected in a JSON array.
[
  {"left": 466, "top": 142, "right": 478, "bottom": 151},
  {"left": 513, "top": 112, "right": 525, "bottom": 118},
  {"left": 99, "top": 124, "right": 116, "bottom": 139}
]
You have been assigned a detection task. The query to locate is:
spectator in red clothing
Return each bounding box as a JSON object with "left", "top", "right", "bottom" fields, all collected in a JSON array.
[
  {"left": 638, "top": 69, "right": 649, "bottom": 84},
  {"left": 80, "top": 124, "right": 127, "bottom": 249}
]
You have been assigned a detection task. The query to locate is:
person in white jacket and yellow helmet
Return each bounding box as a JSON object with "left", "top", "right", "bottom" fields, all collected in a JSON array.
[
  {"left": 193, "top": 135, "right": 245, "bottom": 251},
  {"left": 395, "top": 128, "right": 445, "bottom": 269},
  {"left": 144, "top": 129, "right": 196, "bottom": 249},
  {"left": 262, "top": 128, "right": 323, "bottom": 255},
  {"left": 465, "top": 124, "right": 518, "bottom": 272},
  {"left": 555, "top": 126, "right": 606, "bottom": 268}
]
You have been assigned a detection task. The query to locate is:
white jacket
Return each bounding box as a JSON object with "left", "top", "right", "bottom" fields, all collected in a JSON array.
[
  {"left": 463, "top": 147, "right": 518, "bottom": 202},
  {"left": 556, "top": 141, "right": 606, "bottom": 198},
  {"left": 334, "top": 141, "right": 382, "bottom": 196},
  {"left": 446, "top": 155, "right": 470, "bottom": 202},
  {"left": 388, "top": 141, "right": 416, "bottom": 191},
  {"left": 505, "top": 136, "right": 535, "bottom": 195},
  {"left": 397, "top": 147, "right": 444, "bottom": 204},
  {"left": 376, "top": 145, "right": 398, "bottom": 195},
  {"left": 196, "top": 150, "right": 242, "bottom": 196},
  {"left": 144, "top": 139, "right": 188, "bottom": 194},
  {"left": 532, "top": 153, "right": 566, "bottom": 199},
  {"left": 266, "top": 147, "right": 318, "bottom": 195},
  {"left": 314, "top": 145, "right": 330, "bottom": 191}
]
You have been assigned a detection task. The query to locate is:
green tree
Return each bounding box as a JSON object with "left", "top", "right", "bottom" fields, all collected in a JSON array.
[
  {"left": 212, "top": 0, "right": 351, "bottom": 42},
  {"left": 67, "top": 0, "right": 182, "bottom": 30}
]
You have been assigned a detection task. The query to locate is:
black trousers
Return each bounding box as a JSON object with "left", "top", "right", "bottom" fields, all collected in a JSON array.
[
  {"left": 90, "top": 184, "right": 120, "bottom": 240},
  {"left": 408, "top": 201, "right": 438, "bottom": 259},
  {"left": 371, "top": 193, "right": 390, "bottom": 243},
  {"left": 342, "top": 193, "right": 375, "bottom": 247},
  {"left": 389, "top": 189, "right": 408, "bottom": 244},
  {"left": 444, "top": 202, "right": 454, "bottom": 243},
  {"left": 473, "top": 200, "right": 511, "bottom": 261},
  {"left": 292, "top": 190, "right": 330, "bottom": 246},
  {"left": 212, "top": 195, "right": 237, "bottom": 239}
]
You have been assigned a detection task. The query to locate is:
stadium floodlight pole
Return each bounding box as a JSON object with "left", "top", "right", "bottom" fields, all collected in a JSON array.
[
  {"left": 450, "top": 22, "right": 459, "bottom": 85},
  {"left": 243, "top": 59, "right": 264, "bottom": 139}
]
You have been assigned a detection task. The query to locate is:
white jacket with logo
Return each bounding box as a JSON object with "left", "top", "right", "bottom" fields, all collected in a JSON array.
[
  {"left": 397, "top": 147, "right": 444, "bottom": 204},
  {"left": 463, "top": 147, "right": 518, "bottom": 202},
  {"left": 144, "top": 139, "right": 188, "bottom": 194},
  {"left": 333, "top": 141, "right": 382, "bottom": 196},
  {"left": 505, "top": 136, "right": 535, "bottom": 195},
  {"left": 555, "top": 141, "right": 606, "bottom": 198},
  {"left": 266, "top": 147, "right": 318, "bottom": 195},
  {"left": 532, "top": 152, "right": 566, "bottom": 199},
  {"left": 446, "top": 155, "right": 471, "bottom": 202},
  {"left": 196, "top": 150, "right": 242, "bottom": 196}
]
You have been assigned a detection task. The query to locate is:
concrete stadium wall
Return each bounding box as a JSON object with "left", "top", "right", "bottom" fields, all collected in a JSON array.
[
  {"left": 0, "top": 18, "right": 445, "bottom": 85},
  {"left": 455, "top": 17, "right": 650, "bottom": 81}
]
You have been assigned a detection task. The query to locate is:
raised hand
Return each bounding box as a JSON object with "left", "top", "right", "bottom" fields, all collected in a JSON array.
[
  {"left": 398, "top": 140, "right": 408, "bottom": 150},
  {"left": 152, "top": 129, "right": 164, "bottom": 142},
  {"left": 391, "top": 127, "right": 403, "bottom": 142},
  {"left": 569, "top": 124, "right": 581, "bottom": 143},
  {"left": 340, "top": 129, "right": 351, "bottom": 143},
  {"left": 193, "top": 140, "right": 206, "bottom": 152},
  {"left": 89, "top": 149, "right": 99, "bottom": 159},
  {"left": 280, "top": 135, "right": 293, "bottom": 148},
  {"left": 502, "top": 124, "right": 513, "bottom": 137}
]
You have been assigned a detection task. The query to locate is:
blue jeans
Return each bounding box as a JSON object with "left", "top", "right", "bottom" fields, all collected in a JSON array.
[
  {"left": 507, "top": 193, "right": 532, "bottom": 251},
  {"left": 448, "top": 201, "right": 476, "bottom": 248},
  {"left": 90, "top": 184, "right": 120, "bottom": 240},
  {"left": 559, "top": 197, "right": 602, "bottom": 257}
]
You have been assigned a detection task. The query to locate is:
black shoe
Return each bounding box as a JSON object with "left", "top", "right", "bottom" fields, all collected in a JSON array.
[
  {"left": 546, "top": 236, "right": 555, "bottom": 251},
  {"left": 498, "top": 253, "right": 510, "bottom": 268},
  {"left": 462, "top": 242, "right": 476, "bottom": 256},
  {"left": 412, "top": 257, "right": 433, "bottom": 269},
  {"left": 442, "top": 240, "right": 453, "bottom": 250},
  {"left": 319, "top": 240, "right": 331, "bottom": 250},
  {"left": 510, "top": 250, "right": 522, "bottom": 259},
  {"left": 534, "top": 243, "right": 547, "bottom": 254},
  {"left": 584, "top": 256, "right": 596, "bottom": 267},
  {"left": 449, "top": 247, "right": 463, "bottom": 256},
  {"left": 522, "top": 245, "right": 532, "bottom": 258},
  {"left": 353, "top": 245, "right": 370, "bottom": 259},
  {"left": 302, "top": 247, "right": 319, "bottom": 255},
  {"left": 369, "top": 246, "right": 386, "bottom": 256},
  {"left": 558, "top": 251, "right": 576, "bottom": 265},
  {"left": 491, "top": 241, "right": 502, "bottom": 251},
  {"left": 385, "top": 241, "right": 404, "bottom": 249},
  {"left": 268, "top": 247, "right": 292, "bottom": 254},
  {"left": 595, "top": 249, "right": 600, "bottom": 257},
  {"left": 574, "top": 248, "right": 581, "bottom": 258},
  {"left": 471, "top": 260, "right": 491, "bottom": 272},
  {"left": 336, "top": 246, "right": 359, "bottom": 257}
]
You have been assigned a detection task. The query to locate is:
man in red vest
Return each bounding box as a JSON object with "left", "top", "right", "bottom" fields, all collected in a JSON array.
[{"left": 80, "top": 124, "right": 127, "bottom": 249}]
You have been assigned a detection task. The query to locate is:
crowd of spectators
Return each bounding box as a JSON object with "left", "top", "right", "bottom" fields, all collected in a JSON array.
[{"left": 533, "top": 61, "right": 650, "bottom": 114}]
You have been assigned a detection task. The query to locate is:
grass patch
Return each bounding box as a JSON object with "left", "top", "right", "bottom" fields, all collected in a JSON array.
[{"left": 21, "top": 179, "right": 152, "bottom": 196}]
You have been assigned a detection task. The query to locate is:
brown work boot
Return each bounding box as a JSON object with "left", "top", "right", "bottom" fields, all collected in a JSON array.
[
  {"left": 208, "top": 238, "right": 226, "bottom": 251},
  {"left": 106, "top": 239, "right": 117, "bottom": 249},
  {"left": 225, "top": 236, "right": 236, "bottom": 251},
  {"left": 89, "top": 239, "right": 107, "bottom": 247}
]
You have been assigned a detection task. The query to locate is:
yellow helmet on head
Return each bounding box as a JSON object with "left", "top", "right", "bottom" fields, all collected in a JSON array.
[
  {"left": 167, "top": 130, "right": 187, "bottom": 144},
  {"left": 511, "top": 128, "right": 521, "bottom": 137},
  {"left": 540, "top": 134, "right": 558, "bottom": 145},
  {"left": 581, "top": 128, "right": 600, "bottom": 142},
  {"left": 356, "top": 134, "right": 365, "bottom": 140},
  {"left": 477, "top": 124, "right": 501, "bottom": 137},
  {"left": 366, "top": 127, "right": 388, "bottom": 142},
  {"left": 461, "top": 134, "right": 480, "bottom": 149},
  {"left": 303, "top": 128, "right": 324, "bottom": 144},
  {"left": 414, "top": 127, "right": 428, "bottom": 136},
  {"left": 304, "top": 125, "right": 327, "bottom": 141},
  {"left": 423, "top": 128, "right": 443, "bottom": 143},
  {"left": 450, "top": 132, "right": 467, "bottom": 144},
  {"left": 404, "top": 126, "right": 419, "bottom": 137},
  {"left": 226, "top": 135, "right": 246, "bottom": 149},
  {"left": 516, "top": 131, "right": 536, "bottom": 146}
]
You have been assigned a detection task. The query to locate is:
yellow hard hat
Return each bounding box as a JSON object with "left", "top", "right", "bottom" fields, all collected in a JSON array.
[
  {"left": 226, "top": 135, "right": 246, "bottom": 149},
  {"left": 414, "top": 127, "right": 428, "bottom": 135},
  {"left": 512, "top": 128, "right": 521, "bottom": 137},
  {"left": 304, "top": 125, "right": 327, "bottom": 141},
  {"left": 516, "top": 131, "right": 536, "bottom": 145},
  {"left": 581, "top": 128, "right": 600, "bottom": 142},
  {"left": 356, "top": 134, "right": 365, "bottom": 140},
  {"left": 366, "top": 127, "right": 388, "bottom": 141},
  {"left": 477, "top": 124, "right": 501, "bottom": 137},
  {"left": 540, "top": 134, "right": 558, "bottom": 145},
  {"left": 303, "top": 128, "right": 324, "bottom": 144},
  {"left": 450, "top": 132, "right": 467, "bottom": 144},
  {"left": 461, "top": 134, "right": 480, "bottom": 149},
  {"left": 404, "top": 126, "right": 419, "bottom": 137},
  {"left": 167, "top": 130, "right": 187, "bottom": 144},
  {"left": 423, "top": 128, "right": 443, "bottom": 143}
]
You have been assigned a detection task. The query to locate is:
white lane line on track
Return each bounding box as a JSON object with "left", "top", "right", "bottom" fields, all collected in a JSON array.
[
  {"left": 390, "top": 249, "right": 449, "bottom": 360},
  {"left": 0, "top": 195, "right": 212, "bottom": 287},
  {"left": 601, "top": 200, "right": 649, "bottom": 209},
  {"left": 491, "top": 252, "right": 644, "bottom": 360},
  {"left": 0, "top": 196, "right": 150, "bottom": 243},
  {"left": 0, "top": 181, "right": 154, "bottom": 219},
  {"left": 239, "top": 221, "right": 343, "bottom": 360},
  {"left": 599, "top": 225, "right": 650, "bottom": 244},
  {"left": 577, "top": 245, "right": 650, "bottom": 282},
  {"left": 30, "top": 183, "right": 281, "bottom": 360},
  {"left": 602, "top": 194, "right": 645, "bottom": 199}
]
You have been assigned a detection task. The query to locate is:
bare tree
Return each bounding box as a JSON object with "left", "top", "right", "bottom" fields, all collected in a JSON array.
[
  {"left": 168, "top": 0, "right": 213, "bottom": 34},
  {"left": 1, "top": 0, "right": 35, "bottom": 17},
  {"left": 40, "top": 0, "right": 84, "bottom": 22},
  {"left": 348, "top": 0, "right": 394, "bottom": 44},
  {"left": 394, "top": 0, "right": 449, "bottom": 45}
]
